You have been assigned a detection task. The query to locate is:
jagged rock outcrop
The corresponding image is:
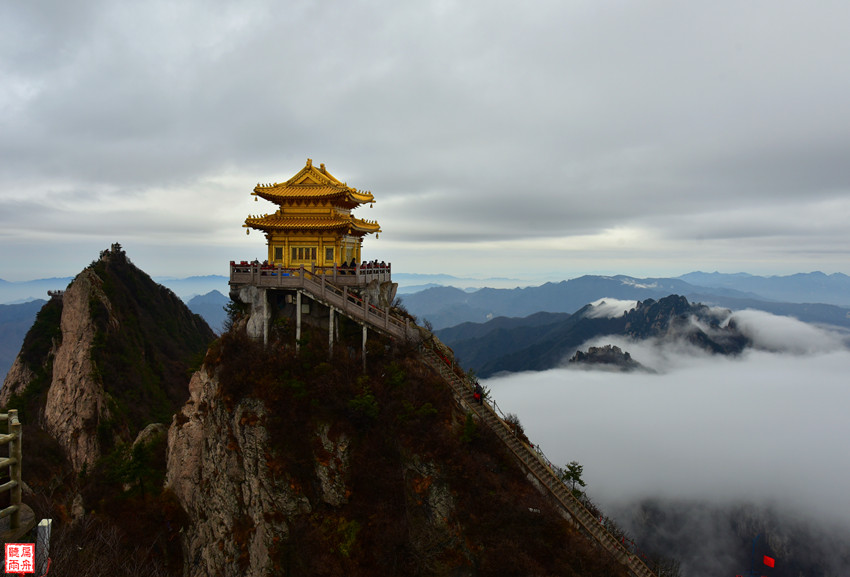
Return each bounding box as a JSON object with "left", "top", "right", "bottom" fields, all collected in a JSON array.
[
  {"left": 0, "top": 269, "right": 113, "bottom": 470},
  {"left": 363, "top": 279, "right": 398, "bottom": 308},
  {"left": 622, "top": 295, "right": 749, "bottom": 354},
  {"left": 167, "top": 366, "right": 311, "bottom": 576},
  {"left": 43, "top": 268, "right": 114, "bottom": 470},
  {"left": 232, "top": 285, "right": 267, "bottom": 340},
  {"left": 0, "top": 360, "right": 35, "bottom": 404},
  {"left": 1, "top": 243, "right": 215, "bottom": 474},
  {"left": 569, "top": 344, "right": 647, "bottom": 371}
]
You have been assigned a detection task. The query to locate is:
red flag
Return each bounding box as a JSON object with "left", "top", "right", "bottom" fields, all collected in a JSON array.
[{"left": 763, "top": 555, "right": 775, "bottom": 568}]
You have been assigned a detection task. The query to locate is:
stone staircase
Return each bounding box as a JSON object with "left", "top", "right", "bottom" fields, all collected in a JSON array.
[{"left": 420, "top": 348, "right": 658, "bottom": 577}]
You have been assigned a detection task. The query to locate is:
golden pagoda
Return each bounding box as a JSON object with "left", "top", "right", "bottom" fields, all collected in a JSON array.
[{"left": 244, "top": 159, "right": 381, "bottom": 268}]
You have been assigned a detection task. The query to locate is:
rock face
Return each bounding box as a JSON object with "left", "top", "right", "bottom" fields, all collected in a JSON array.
[
  {"left": 164, "top": 329, "right": 630, "bottom": 577},
  {"left": 167, "top": 366, "right": 311, "bottom": 576},
  {"left": 166, "top": 360, "right": 466, "bottom": 577},
  {"left": 168, "top": 363, "right": 460, "bottom": 577},
  {"left": 165, "top": 359, "right": 461, "bottom": 577},
  {"left": 1, "top": 244, "right": 215, "bottom": 473},
  {"left": 363, "top": 279, "right": 398, "bottom": 308},
  {"left": 43, "top": 268, "right": 113, "bottom": 470},
  {"left": 0, "top": 359, "right": 35, "bottom": 404},
  {"left": 0, "top": 269, "right": 111, "bottom": 470},
  {"left": 233, "top": 285, "right": 267, "bottom": 340}
]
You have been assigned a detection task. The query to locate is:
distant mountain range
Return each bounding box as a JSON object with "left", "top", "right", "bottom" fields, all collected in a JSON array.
[
  {"left": 5, "top": 270, "right": 849, "bottom": 308},
  {"left": 0, "top": 299, "right": 47, "bottom": 383},
  {"left": 0, "top": 274, "right": 230, "bottom": 304},
  {"left": 391, "top": 272, "right": 527, "bottom": 292},
  {"left": 0, "top": 272, "right": 525, "bottom": 303},
  {"left": 402, "top": 272, "right": 850, "bottom": 330},
  {"left": 0, "top": 277, "right": 75, "bottom": 304},
  {"left": 679, "top": 271, "right": 850, "bottom": 306},
  {"left": 186, "top": 290, "right": 229, "bottom": 334},
  {"left": 4, "top": 271, "right": 850, "bottom": 381}
]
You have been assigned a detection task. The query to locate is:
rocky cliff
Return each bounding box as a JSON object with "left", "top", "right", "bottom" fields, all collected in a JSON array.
[
  {"left": 165, "top": 327, "right": 629, "bottom": 577},
  {"left": 2, "top": 268, "right": 113, "bottom": 470},
  {"left": 1, "top": 243, "right": 215, "bottom": 473}
]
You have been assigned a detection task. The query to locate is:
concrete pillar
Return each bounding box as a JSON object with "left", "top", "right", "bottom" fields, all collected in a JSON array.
[
  {"left": 362, "top": 325, "right": 368, "bottom": 372},
  {"left": 328, "top": 307, "right": 335, "bottom": 356},
  {"left": 262, "top": 288, "right": 269, "bottom": 346},
  {"left": 296, "top": 291, "right": 302, "bottom": 352}
]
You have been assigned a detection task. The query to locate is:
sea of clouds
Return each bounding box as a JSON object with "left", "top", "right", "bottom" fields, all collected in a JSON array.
[{"left": 484, "top": 307, "right": 850, "bottom": 574}]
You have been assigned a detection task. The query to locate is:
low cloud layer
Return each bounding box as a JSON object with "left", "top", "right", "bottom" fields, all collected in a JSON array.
[
  {"left": 485, "top": 312, "right": 850, "bottom": 535},
  {"left": 730, "top": 308, "right": 849, "bottom": 353}
]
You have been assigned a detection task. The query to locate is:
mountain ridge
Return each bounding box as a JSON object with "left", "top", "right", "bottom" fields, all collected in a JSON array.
[
  {"left": 402, "top": 273, "right": 850, "bottom": 330},
  {"left": 437, "top": 295, "right": 750, "bottom": 377}
]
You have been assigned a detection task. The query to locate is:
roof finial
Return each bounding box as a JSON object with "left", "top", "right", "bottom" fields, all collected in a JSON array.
[
  {"left": 306, "top": 158, "right": 313, "bottom": 168},
  {"left": 320, "top": 163, "right": 326, "bottom": 173}
]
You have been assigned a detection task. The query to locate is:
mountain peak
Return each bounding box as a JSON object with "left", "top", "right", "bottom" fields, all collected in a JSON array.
[{"left": 2, "top": 245, "right": 215, "bottom": 472}]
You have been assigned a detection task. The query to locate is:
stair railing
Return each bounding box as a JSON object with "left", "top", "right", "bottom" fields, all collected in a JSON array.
[{"left": 419, "top": 345, "right": 657, "bottom": 577}]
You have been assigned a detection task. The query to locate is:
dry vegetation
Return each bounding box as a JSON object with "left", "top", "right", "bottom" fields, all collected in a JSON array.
[{"left": 204, "top": 318, "right": 630, "bottom": 577}]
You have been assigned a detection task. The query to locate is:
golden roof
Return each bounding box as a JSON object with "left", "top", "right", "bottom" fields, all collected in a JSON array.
[
  {"left": 243, "top": 213, "right": 381, "bottom": 235},
  {"left": 252, "top": 158, "right": 375, "bottom": 207}
]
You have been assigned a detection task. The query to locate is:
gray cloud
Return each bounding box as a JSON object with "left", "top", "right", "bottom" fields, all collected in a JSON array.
[{"left": 2, "top": 1, "right": 850, "bottom": 280}]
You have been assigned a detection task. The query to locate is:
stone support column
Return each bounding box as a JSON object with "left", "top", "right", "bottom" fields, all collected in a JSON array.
[
  {"left": 362, "top": 325, "right": 367, "bottom": 372},
  {"left": 262, "top": 288, "right": 269, "bottom": 346},
  {"left": 328, "top": 307, "right": 335, "bottom": 356},
  {"left": 296, "top": 291, "right": 302, "bottom": 352}
]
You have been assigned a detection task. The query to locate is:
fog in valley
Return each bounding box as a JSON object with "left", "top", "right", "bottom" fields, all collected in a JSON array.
[{"left": 485, "top": 307, "right": 850, "bottom": 575}]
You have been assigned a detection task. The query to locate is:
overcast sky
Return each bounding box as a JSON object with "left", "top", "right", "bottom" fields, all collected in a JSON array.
[{"left": 2, "top": 1, "right": 850, "bottom": 282}]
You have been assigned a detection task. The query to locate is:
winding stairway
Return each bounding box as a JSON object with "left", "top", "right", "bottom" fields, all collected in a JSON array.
[{"left": 420, "top": 348, "right": 657, "bottom": 577}]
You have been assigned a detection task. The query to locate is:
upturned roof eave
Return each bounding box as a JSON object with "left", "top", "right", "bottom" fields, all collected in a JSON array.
[{"left": 243, "top": 215, "right": 381, "bottom": 234}]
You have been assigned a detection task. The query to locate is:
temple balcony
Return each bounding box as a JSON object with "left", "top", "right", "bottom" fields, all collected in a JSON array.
[{"left": 229, "top": 261, "right": 392, "bottom": 289}]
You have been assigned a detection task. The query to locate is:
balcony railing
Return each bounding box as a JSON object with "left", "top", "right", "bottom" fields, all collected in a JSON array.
[{"left": 229, "top": 261, "right": 392, "bottom": 288}]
